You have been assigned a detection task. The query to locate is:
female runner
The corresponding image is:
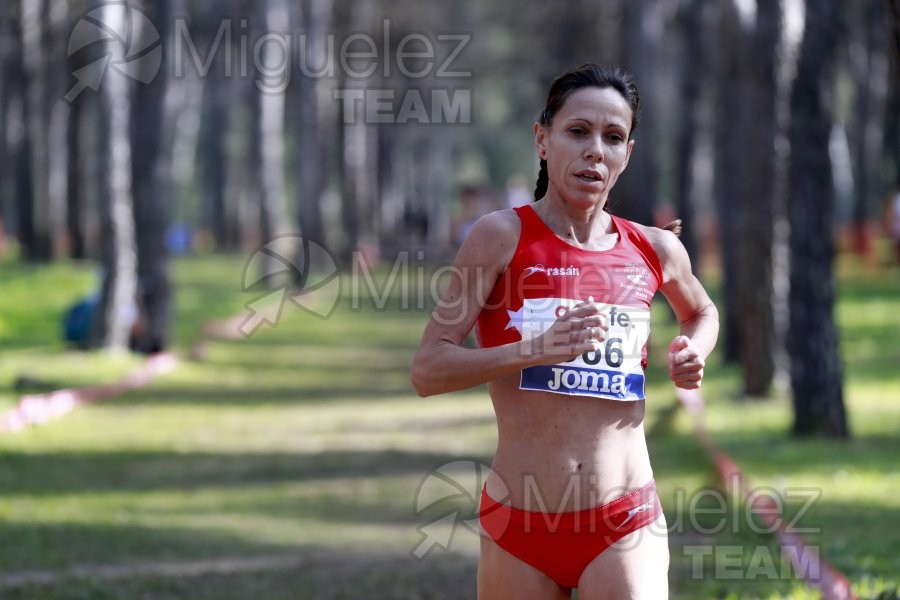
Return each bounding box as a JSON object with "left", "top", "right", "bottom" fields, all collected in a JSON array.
[{"left": 412, "top": 63, "right": 719, "bottom": 599}]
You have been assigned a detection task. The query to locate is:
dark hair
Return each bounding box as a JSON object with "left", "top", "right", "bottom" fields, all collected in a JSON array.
[{"left": 534, "top": 63, "right": 641, "bottom": 201}]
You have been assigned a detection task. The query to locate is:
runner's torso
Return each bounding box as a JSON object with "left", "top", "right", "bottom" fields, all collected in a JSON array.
[{"left": 477, "top": 204, "right": 664, "bottom": 509}]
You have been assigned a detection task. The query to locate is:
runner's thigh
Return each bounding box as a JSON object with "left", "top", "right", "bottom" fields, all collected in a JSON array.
[
  {"left": 477, "top": 535, "right": 570, "bottom": 600},
  {"left": 577, "top": 512, "right": 669, "bottom": 600}
]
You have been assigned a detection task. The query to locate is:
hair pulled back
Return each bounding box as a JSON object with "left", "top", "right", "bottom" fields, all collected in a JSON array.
[{"left": 533, "top": 63, "right": 641, "bottom": 202}]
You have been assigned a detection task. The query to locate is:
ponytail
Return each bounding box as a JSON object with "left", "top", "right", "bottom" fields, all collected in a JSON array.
[
  {"left": 533, "top": 159, "right": 549, "bottom": 200},
  {"left": 663, "top": 219, "right": 682, "bottom": 237}
]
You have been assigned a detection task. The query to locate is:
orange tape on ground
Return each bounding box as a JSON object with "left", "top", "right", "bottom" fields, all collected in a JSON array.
[
  {"left": 675, "top": 388, "right": 856, "bottom": 600},
  {"left": 0, "top": 302, "right": 259, "bottom": 435},
  {"left": 0, "top": 353, "right": 178, "bottom": 434}
]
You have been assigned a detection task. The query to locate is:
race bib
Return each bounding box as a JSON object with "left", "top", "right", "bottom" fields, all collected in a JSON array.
[{"left": 519, "top": 298, "right": 651, "bottom": 401}]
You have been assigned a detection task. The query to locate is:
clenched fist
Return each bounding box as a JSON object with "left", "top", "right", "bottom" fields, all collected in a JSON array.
[{"left": 668, "top": 335, "right": 705, "bottom": 389}]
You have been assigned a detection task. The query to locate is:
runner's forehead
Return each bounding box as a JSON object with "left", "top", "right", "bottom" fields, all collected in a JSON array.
[{"left": 556, "top": 88, "right": 632, "bottom": 129}]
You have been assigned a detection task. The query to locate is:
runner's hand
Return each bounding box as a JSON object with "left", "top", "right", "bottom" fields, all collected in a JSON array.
[
  {"left": 668, "top": 335, "right": 704, "bottom": 389},
  {"left": 532, "top": 298, "right": 608, "bottom": 364}
]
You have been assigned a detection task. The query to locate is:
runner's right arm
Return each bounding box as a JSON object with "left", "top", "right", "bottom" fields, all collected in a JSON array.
[{"left": 410, "top": 211, "right": 604, "bottom": 397}]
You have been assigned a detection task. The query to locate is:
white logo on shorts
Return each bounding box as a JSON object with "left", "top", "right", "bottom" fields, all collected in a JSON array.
[{"left": 616, "top": 501, "right": 652, "bottom": 529}]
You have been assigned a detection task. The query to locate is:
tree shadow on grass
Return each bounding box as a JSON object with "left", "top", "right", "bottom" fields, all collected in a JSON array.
[
  {"left": 0, "top": 375, "right": 419, "bottom": 410},
  {"left": 649, "top": 425, "right": 900, "bottom": 592},
  {"left": 0, "top": 543, "right": 478, "bottom": 600},
  {"left": 117, "top": 381, "right": 417, "bottom": 406},
  {"left": 0, "top": 446, "right": 483, "bottom": 597},
  {"left": 803, "top": 498, "right": 900, "bottom": 580},
  {"left": 199, "top": 348, "right": 416, "bottom": 373},
  {"left": 711, "top": 434, "right": 900, "bottom": 479},
  {"left": 220, "top": 332, "right": 422, "bottom": 352},
  {"left": 4, "top": 487, "right": 877, "bottom": 599},
  {"left": 839, "top": 333, "right": 900, "bottom": 369},
  {"left": 0, "top": 521, "right": 291, "bottom": 573},
  {"left": 0, "top": 449, "right": 492, "bottom": 496}
]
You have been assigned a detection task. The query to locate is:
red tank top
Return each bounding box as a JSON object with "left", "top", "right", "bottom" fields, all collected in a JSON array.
[{"left": 476, "top": 204, "right": 663, "bottom": 401}]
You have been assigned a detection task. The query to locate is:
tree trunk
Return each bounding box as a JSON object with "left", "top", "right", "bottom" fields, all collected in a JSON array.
[
  {"left": 293, "top": 0, "right": 330, "bottom": 251},
  {"left": 95, "top": 2, "right": 138, "bottom": 352},
  {"left": 67, "top": 93, "right": 86, "bottom": 259},
  {"left": 258, "top": 0, "right": 289, "bottom": 279},
  {"left": 886, "top": 0, "right": 900, "bottom": 188},
  {"left": 849, "top": 0, "right": 891, "bottom": 257},
  {"left": 736, "top": 0, "right": 781, "bottom": 397},
  {"left": 336, "top": 0, "right": 377, "bottom": 260},
  {"left": 19, "top": 0, "right": 53, "bottom": 260},
  {"left": 194, "top": 0, "right": 234, "bottom": 250},
  {"left": 0, "top": 0, "right": 18, "bottom": 250},
  {"left": 673, "top": 0, "right": 702, "bottom": 267},
  {"left": 884, "top": 60, "right": 900, "bottom": 190},
  {"left": 222, "top": 77, "right": 260, "bottom": 251},
  {"left": 65, "top": 0, "right": 88, "bottom": 260},
  {"left": 616, "top": 0, "right": 658, "bottom": 226},
  {"left": 47, "top": 0, "right": 70, "bottom": 258},
  {"left": 787, "top": 0, "right": 849, "bottom": 438},
  {"left": 80, "top": 84, "right": 106, "bottom": 260},
  {"left": 375, "top": 126, "right": 404, "bottom": 243},
  {"left": 165, "top": 4, "right": 204, "bottom": 250},
  {"left": 130, "top": 0, "right": 171, "bottom": 353},
  {"left": 712, "top": 0, "right": 743, "bottom": 364},
  {"left": 242, "top": 56, "right": 264, "bottom": 251},
  {"left": 889, "top": 0, "right": 900, "bottom": 79},
  {"left": 552, "top": 0, "right": 606, "bottom": 72},
  {"left": 197, "top": 72, "right": 230, "bottom": 248}
]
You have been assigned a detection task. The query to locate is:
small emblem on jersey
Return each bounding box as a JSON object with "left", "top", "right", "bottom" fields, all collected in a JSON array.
[
  {"left": 620, "top": 263, "right": 654, "bottom": 300},
  {"left": 505, "top": 306, "right": 525, "bottom": 334},
  {"left": 523, "top": 265, "right": 547, "bottom": 277},
  {"left": 621, "top": 263, "right": 651, "bottom": 285},
  {"left": 626, "top": 273, "right": 646, "bottom": 285}
]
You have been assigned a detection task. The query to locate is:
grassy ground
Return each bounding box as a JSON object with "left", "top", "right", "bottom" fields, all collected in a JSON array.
[{"left": 0, "top": 254, "right": 897, "bottom": 599}]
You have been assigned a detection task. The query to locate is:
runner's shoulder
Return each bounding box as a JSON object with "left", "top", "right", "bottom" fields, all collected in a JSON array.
[
  {"left": 453, "top": 209, "right": 521, "bottom": 272},
  {"left": 630, "top": 221, "right": 684, "bottom": 266},
  {"left": 460, "top": 209, "right": 522, "bottom": 259}
]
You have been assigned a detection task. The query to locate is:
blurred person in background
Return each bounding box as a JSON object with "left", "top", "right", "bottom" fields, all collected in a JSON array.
[
  {"left": 452, "top": 185, "right": 485, "bottom": 247},
  {"left": 505, "top": 174, "right": 533, "bottom": 209}
]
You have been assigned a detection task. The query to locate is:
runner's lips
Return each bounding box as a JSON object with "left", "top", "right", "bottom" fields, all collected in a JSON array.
[{"left": 574, "top": 170, "right": 603, "bottom": 182}]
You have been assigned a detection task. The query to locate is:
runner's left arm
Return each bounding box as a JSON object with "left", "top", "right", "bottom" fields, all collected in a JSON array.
[{"left": 649, "top": 228, "right": 719, "bottom": 390}]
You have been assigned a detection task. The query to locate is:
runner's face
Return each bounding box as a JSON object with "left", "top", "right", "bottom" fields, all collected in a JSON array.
[{"left": 534, "top": 87, "right": 634, "bottom": 208}]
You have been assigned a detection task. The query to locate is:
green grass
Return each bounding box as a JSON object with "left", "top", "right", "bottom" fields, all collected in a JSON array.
[
  {"left": 647, "top": 261, "right": 900, "bottom": 599},
  {"left": 0, "top": 254, "right": 897, "bottom": 599}
]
